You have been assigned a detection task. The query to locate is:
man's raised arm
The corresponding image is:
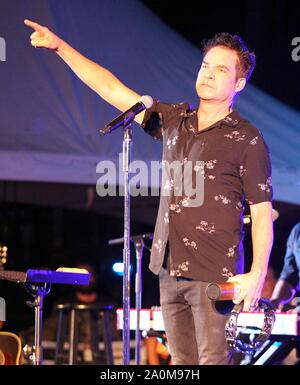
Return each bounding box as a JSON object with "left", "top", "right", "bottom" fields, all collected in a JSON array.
[{"left": 24, "top": 19, "right": 145, "bottom": 125}]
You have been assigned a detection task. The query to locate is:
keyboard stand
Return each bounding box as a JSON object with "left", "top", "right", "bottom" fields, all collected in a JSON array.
[
  {"left": 24, "top": 281, "right": 51, "bottom": 365},
  {"left": 0, "top": 268, "right": 90, "bottom": 365}
]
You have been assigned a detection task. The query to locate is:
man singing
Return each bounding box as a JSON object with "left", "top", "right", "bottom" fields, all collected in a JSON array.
[{"left": 25, "top": 19, "right": 273, "bottom": 364}]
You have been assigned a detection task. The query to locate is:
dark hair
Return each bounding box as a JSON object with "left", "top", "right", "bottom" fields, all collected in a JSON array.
[{"left": 202, "top": 32, "right": 256, "bottom": 81}]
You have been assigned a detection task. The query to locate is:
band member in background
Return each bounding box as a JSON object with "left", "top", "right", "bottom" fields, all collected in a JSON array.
[
  {"left": 271, "top": 222, "right": 300, "bottom": 311},
  {"left": 271, "top": 222, "right": 300, "bottom": 365},
  {"left": 24, "top": 19, "right": 274, "bottom": 364}
]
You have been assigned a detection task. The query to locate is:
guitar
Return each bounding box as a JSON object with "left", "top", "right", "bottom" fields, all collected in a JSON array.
[
  {"left": 0, "top": 243, "right": 22, "bottom": 365},
  {"left": 0, "top": 243, "right": 8, "bottom": 271},
  {"left": 0, "top": 242, "right": 8, "bottom": 327},
  {"left": 0, "top": 332, "right": 22, "bottom": 365}
]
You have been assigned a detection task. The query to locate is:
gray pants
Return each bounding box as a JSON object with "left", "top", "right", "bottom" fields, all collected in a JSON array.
[{"left": 159, "top": 268, "right": 232, "bottom": 365}]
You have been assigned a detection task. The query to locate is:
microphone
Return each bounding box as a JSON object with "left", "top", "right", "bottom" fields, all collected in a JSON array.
[
  {"left": 206, "top": 282, "right": 241, "bottom": 301},
  {"left": 100, "top": 95, "right": 153, "bottom": 136}
]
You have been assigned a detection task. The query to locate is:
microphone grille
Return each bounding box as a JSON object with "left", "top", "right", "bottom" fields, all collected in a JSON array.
[
  {"left": 205, "top": 283, "right": 221, "bottom": 300},
  {"left": 140, "top": 95, "right": 154, "bottom": 109}
]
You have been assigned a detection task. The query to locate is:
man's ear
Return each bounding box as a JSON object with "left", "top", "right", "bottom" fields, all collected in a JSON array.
[{"left": 235, "top": 77, "right": 246, "bottom": 93}]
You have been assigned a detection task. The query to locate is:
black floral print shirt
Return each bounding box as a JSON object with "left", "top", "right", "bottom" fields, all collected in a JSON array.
[{"left": 141, "top": 100, "right": 273, "bottom": 283}]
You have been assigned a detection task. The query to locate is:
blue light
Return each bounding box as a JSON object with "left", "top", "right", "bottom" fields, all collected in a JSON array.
[{"left": 112, "top": 262, "right": 132, "bottom": 276}]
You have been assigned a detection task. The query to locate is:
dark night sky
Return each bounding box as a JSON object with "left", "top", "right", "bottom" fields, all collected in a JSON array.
[{"left": 141, "top": 0, "right": 300, "bottom": 112}]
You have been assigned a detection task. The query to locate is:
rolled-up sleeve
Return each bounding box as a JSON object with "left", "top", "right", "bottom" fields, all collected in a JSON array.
[{"left": 141, "top": 99, "right": 190, "bottom": 140}]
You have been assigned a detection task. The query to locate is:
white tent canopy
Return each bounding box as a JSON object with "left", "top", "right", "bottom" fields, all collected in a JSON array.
[{"left": 0, "top": 0, "right": 299, "bottom": 205}]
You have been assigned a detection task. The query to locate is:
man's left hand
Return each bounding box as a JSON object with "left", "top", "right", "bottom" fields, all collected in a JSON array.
[{"left": 227, "top": 271, "right": 266, "bottom": 312}]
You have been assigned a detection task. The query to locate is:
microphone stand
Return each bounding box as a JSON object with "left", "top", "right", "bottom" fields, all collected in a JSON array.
[
  {"left": 101, "top": 111, "right": 134, "bottom": 365},
  {"left": 122, "top": 123, "right": 132, "bottom": 365},
  {"left": 134, "top": 237, "right": 144, "bottom": 365},
  {"left": 108, "top": 233, "right": 153, "bottom": 365},
  {"left": 101, "top": 107, "right": 152, "bottom": 365}
]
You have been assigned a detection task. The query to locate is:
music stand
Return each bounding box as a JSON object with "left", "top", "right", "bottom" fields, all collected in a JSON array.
[{"left": 0, "top": 269, "right": 90, "bottom": 365}]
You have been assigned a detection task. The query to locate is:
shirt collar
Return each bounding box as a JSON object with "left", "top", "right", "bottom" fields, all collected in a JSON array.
[
  {"left": 221, "top": 110, "right": 241, "bottom": 128},
  {"left": 188, "top": 109, "right": 242, "bottom": 134}
]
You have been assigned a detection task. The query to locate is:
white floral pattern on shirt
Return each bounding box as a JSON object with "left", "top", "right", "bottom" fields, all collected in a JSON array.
[
  {"left": 214, "top": 194, "right": 232, "bottom": 204},
  {"left": 163, "top": 212, "right": 169, "bottom": 224},
  {"left": 204, "top": 159, "right": 217, "bottom": 180},
  {"left": 207, "top": 175, "right": 216, "bottom": 180},
  {"left": 170, "top": 261, "right": 190, "bottom": 277},
  {"left": 250, "top": 137, "right": 258, "bottom": 145},
  {"left": 223, "top": 116, "right": 239, "bottom": 126},
  {"left": 194, "top": 164, "right": 204, "bottom": 173},
  {"left": 194, "top": 159, "right": 217, "bottom": 180},
  {"left": 169, "top": 197, "right": 192, "bottom": 214},
  {"left": 183, "top": 237, "right": 197, "bottom": 250},
  {"left": 196, "top": 220, "right": 216, "bottom": 234},
  {"left": 226, "top": 245, "right": 237, "bottom": 258},
  {"left": 169, "top": 203, "right": 181, "bottom": 214},
  {"left": 258, "top": 177, "right": 272, "bottom": 193},
  {"left": 153, "top": 238, "right": 163, "bottom": 254},
  {"left": 239, "top": 165, "right": 246, "bottom": 177},
  {"left": 188, "top": 123, "right": 196, "bottom": 133},
  {"left": 221, "top": 267, "right": 234, "bottom": 278},
  {"left": 178, "top": 261, "right": 190, "bottom": 272},
  {"left": 163, "top": 178, "right": 174, "bottom": 192},
  {"left": 166, "top": 135, "right": 179, "bottom": 149},
  {"left": 205, "top": 160, "right": 217, "bottom": 169},
  {"left": 224, "top": 131, "right": 246, "bottom": 142}
]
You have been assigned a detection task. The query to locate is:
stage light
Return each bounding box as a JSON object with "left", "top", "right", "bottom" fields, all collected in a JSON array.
[{"left": 112, "top": 262, "right": 132, "bottom": 277}]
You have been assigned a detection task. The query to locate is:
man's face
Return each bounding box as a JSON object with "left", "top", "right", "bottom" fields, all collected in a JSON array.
[{"left": 196, "top": 46, "right": 244, "bottom": 104}]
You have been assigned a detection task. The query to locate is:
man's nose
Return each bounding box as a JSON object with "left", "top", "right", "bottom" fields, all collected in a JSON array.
[{"left": 205, "top": 69, "right": 215, "bottom": 79}]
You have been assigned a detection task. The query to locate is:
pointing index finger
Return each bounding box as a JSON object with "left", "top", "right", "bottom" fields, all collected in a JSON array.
[{"left": 24, "top": 19, "right": 44, "bottom": 33}]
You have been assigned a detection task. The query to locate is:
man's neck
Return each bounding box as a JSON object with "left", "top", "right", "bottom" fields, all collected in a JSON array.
[{"left": 197, "top": 100, "right": 232, "bottom": 131}]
